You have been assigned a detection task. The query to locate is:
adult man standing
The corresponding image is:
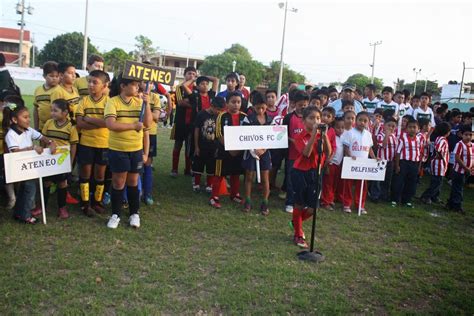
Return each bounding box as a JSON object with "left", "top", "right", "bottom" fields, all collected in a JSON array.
[{"left": 329, "top": 83, "right": 363, "bottom": 117}]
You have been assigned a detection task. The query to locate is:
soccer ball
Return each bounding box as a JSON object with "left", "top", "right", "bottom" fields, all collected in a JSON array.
[{"left": 159, "top": 94, "right": 168, "bottom": 110}]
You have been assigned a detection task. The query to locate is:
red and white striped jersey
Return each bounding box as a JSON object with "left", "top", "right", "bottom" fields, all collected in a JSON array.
[
  {"left": 453, "top": 140, "right": 473, "bottom": 174},
  {"left": 417, "top": 132, "right": 429, "bottom": 162},
  {"left": 430, "top": 136, "right": 449, "bottom": 176},
  {"left": 397, "top": 133, "right": 424, "bottom": 162},
  {"left": 376, "top": 132, "right": 398, "bottom": 161}
]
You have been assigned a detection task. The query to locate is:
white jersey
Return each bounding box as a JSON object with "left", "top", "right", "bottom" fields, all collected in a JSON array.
[
  {"left": 330, "top": 135, "right": 344, "bottom": 165},
  {"left": 377, "top": 100, "right": 399, "bottom": 116},
  {"left": 413, "top": 107, "right": 436, "bottom": 127},
  {"left": 5, "top": 126, "right": 43, "bottom": 151},
  {"left": 342, "top": 127, "right": 373, "bottom": 158},
  {"left": 362, "top": 97, "right": 380, "bottom": 113},
  {"left": 398, "top": 103, "right": 413, "bottom": 117}
]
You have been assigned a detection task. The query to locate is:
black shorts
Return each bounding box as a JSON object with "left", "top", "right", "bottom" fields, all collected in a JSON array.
[
  {"left": 291, "top": 168, "right": 320, "bottom": 209},
  {"left": 215, "top": 154, "right": 244, "bottom": 176},
  {"left": 108, "top": 149, "right": 144, "bottom": 173},
  {"left": 270, "top": 148, "right": 285, "bottom": 170},
  {"left": 149, "top": 134, "right": 157, "bottom": 158},
  {"left": 192, "top": 148, "right": 216, "bottom": 175},
  {"left": 171, "top": 124, "right": 192, "bottom": 142},
  {"left": 77, "top": 145, "right": 108, "bottom": 165},
  {"left": 44, "top": 172, "right": 69, "bottom": 183},
  {"left": 242, "top": 150, "right": 272, "bottom": 171}
]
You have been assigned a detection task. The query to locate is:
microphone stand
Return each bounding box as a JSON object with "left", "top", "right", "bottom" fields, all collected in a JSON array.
[{"left": 297, "top": 125, "right": 326, "bottom": 263}]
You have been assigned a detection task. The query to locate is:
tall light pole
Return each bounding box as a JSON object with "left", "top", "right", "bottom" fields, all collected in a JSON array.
[
  {"left": 459, "top": 62, "right": 474, "bottom": 100},
  {"left": 31, "top": 32, "right": 35, "bottom": 67},
  {"left": 423, "top": 73, "right": 436, "bottom": 92},
  {"left": 232, "top": 60, "right": 236, "bottom": 72},
  {"left": 16, "top": 0, "right": 33, "bottom": 67},
  {"left": 184, "top": 33, "right": 192, "bottom": 67},
  {"left": 369, "top": 41, "right": 382, "bottom": 84},
  {"left": 413, "top": 68, "right": 422, "bottom": 95},
  {"left": 81, "top": 0, "right": 89, "bottom": 70},
  {"left": 277, "top": 1, "right": 297, "bottom": 98}
]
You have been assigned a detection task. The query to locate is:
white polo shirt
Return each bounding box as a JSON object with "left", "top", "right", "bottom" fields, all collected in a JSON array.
[
  {"left": 330, "top": 135, "right": 344, "bottom": 165},
  {"left": 377, "top": 100, "right": 399, "bottom": 116},
  {"left": 5, "top": 126, "right": 43, "bottom": 151},
  {"left": 342, "top": 127, "right": 373, "bottom": 158},
  {"left": 413, "top": 107, "right": 436, "bottom": 127}
]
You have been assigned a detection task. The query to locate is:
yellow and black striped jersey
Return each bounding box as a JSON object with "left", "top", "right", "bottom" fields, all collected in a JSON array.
[
  {"left": 76, "top": 95, "right": 109, "bottom": 148},
  {"left": 42, "top": 119, "right": 78, "bottom": 147}
]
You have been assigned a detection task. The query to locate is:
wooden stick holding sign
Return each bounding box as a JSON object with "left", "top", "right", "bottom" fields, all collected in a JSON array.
[{"left": 3, "top": 146, "right": 72, "bottom": 224}]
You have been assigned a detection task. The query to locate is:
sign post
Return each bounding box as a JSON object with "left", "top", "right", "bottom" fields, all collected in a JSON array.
[
  {"left": 224, "top": 125, "right": 288, "bottom": 183},
  {"left": 341, "top": 157, "right": 387, "bottom": 216},
  {"left": 3, "top": 146, "right": 72, "bottom": 224}
]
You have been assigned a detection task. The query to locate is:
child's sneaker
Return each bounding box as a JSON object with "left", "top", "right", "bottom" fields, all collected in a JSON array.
[
  {"left": 31, "top": 207, "right": 42, "bottom": 217},
  {"left": 192, "top": 185, "right": 201, "bottom": 193},
  {"left": 343, "top": 207, "right": 352, "bottom": 213},
  {"left": 230, "top": 194, "right": 243, "bottom": 204},
  {"left": 82, "top": 206, "right": 95, "bottom": 217},
  {"left": 142, "top": 195, "right": 154, "bottom": 206},
  {"left": 242, "top": 201, "right": 251, "bottom": 213},
  {"left": 102, "top": 192, "right": 111, "bottom": 206},
  {"left": 285, "top": 205, "right": 294, "bottom": 213},
  {"left": 360, "top": 208, "right": 368, "bottom": 215},
  {"left": 92, "top": 202, "right": 107, "bottom": 214},
  {"left": 294, "top": 236, "right": 309, "bottom": 249},
  {"left": 129, "top": 214, "right": 140, "bottom": 228},
  {"left": 278, "top": 191, "right": 287, "bottom": 200},
  {"left": 58, "top": 207, "right": 70, "bottom": 219},
  {"left": 391, "top": 201, "right": 397, "bottom": 208},
  {"left": 405, "top": 203, "right": 415, "bottom": 209},
  {"left": 420, "top": 197, "right": 432, "bottom": 205},
  {"left": 66, "top": 192, "right": 79, "bottom": 204},
  {"left": 170, "top": 170, "right": 178, "bottom": 178},
  {"left": 209, "top": 197, "right": 221, "bottom": 209},
  {"left": 260, "top": 203, "right": 269, "bottom": 216},
  {"left": 205, "top": 186, "right": 212, "bottom": 194},
  {"left": 107, "top": 214, "right": 120, "bottom": 229},
  {"left": 322, "top": 204, "right": 334, "bottom": 211}
]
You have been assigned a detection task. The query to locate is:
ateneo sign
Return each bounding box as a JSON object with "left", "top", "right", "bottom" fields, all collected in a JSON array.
[
  {"left": 122, "top": 60, "right": 176, "bottom": 85},
  {"left": 3, "top": 146, "right": 72, "bottom": 183}
]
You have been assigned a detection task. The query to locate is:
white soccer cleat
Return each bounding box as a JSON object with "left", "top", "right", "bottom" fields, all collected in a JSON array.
[
  {"left": 129, "top": 214, "right": 140, "bottom": 228},
  {"left": 107, "top": 214, "right": 120, "bottom": 229},
  {"left": 285, "top": 205, "right": 294, "bottom": 213}
]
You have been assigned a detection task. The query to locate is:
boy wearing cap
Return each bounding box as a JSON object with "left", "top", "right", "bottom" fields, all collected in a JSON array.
[{"left": 192, "top": 96, "right": 225, "bottom": 193}]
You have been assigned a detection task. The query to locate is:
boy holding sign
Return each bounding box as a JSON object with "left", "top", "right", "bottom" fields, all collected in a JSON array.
[{"left": 3, "top": 97, "right": 55, "bottom": 224}]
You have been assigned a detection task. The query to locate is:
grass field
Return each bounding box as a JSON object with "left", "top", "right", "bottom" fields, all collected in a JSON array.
[{"left": 0, "top": 108, "right": 473, "bottom": 314}]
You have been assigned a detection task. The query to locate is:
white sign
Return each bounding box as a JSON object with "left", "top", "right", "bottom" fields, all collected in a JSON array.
[
  {"left": 4, "top": 146, "right": 72, "bottom": 183},
  {"left": 341, "top": 157, "right": 387, "bottom": 181},
  {"left": 224, "top": 125, "right": 288, "bottom": 150}
]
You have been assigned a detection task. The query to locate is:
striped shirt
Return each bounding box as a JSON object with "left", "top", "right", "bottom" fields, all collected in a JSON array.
[
  {"left": 397, "top": 133, "right": 423, "bottom": 162},
  {"left": 453, "top": 140, "right": 473, "bottom": 174},
  {"left": 417, "top": 132, "right": 429, "bottom": 162},
  {"left": 376, "top": 132, "right": 397, "bottom": 161},
  {"left": 430, "top": 136, "right": 449, "bottom": 176}
]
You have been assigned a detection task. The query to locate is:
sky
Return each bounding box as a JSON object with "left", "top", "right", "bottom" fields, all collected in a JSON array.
[{"left": 1, "top": 0, "right": 473, "bottom": 87}]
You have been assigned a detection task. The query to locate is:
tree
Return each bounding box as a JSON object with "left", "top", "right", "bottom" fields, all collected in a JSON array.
[
  {"left": 403, "top": 80, "right": 440, "bottom": 96},
  {"left": 37, "top": 32, "right": 99, "bottom": 68},
  {"left": 264, "top": 61, "right": 306, "bottom": 91},
  {"left": 345, "top": 73, "right": 383, "bottom": 91},
  {"left": 133, "top": 35, "right": 158, "bottom": 62},
  {"left": 103, "top": 48, "right": 132, "bottom": 73},
  {"left": 199, "top": 44, "right": 266, "bottom": 89}
]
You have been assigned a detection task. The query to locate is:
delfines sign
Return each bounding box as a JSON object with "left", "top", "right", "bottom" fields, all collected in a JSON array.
[
  {"left": 224, "top": 125, "right": 288, "bottom": 151},
  {"left": 3, "top": 146, "right": 72, "bottom": 183},
  {"left": 122, "top": 60, "right": 176, "bottom": 85},
  {"left": 341, "top": 157, "right": 387, "bottom": 181}
]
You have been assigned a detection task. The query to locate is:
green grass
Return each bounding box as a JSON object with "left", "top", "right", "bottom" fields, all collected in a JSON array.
[{"left": 1, "top": 122, "right": 473, "bottom": 314}]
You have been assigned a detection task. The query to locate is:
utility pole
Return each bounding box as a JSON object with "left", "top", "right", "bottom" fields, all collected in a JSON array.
[
  {"left": 82, "top": 0, "right": 89, "bottom": 70},
  {"left": 16, "top": 0, "right": 33, "bottom": 67},
  {"left": 369, "top": 41, "right": 382, "bottom": 84},
  {"left": 459, "top": 62, "right": 474, "bottom": 101},
  {"left": 185, "top": 33, "right": 192, "bottom": 67},
  {"left": 277, "top": 1, "right": 297, "bottom": 98},
  {"left": 413, "top": 68, "right": 422, "bottom": 95}
]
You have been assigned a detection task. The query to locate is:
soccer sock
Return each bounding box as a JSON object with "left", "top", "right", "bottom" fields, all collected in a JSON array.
[
  {"left": 122, "top": 187, "right": 128, "bottom": 202},
  {"left": 261, "top": 198, "right": 268, "bottom": 206},
  {"left": 230, "top": 175, "right": 240, "bottom": 197},
  {"left": 292, "top": 208, "right": 303, "bottom": 238},
  {"left": 43, "top": 186, "right": 51, "bottom": 207},
  {"left": 57, "top": 187, "right": 67, "bottom": 209},
  {"left": 194, "top": 174, "right": 201, "bottom": 186},
  {"left": 79, "top": 178, "right": 89, "bottom": 203},
  {"left": 206, "top": 175, "right": 213, "bottom": 187},
  {"left": 127, "top": 186, "right": 139, "bottom": 215},
  {"left": 185, "top": 156, "right": 191, "bottom": 173},
  {"left": 143, "top": 165, "right": 153, "bottom": 197},
  {"left": 172, "top": 148, "right": 180, "bottom": 172},
  {"left": 212, "top": 176, "right": 222, "bottom": 198},
  {"left": 302, "top": 209, "right": 313, "bottom": 221},
  {"left": 111, "top": 187, "right": 124, "bottom": 216},
  {"left": 94, "top": 180, "right": 105, "bottom": 203}
]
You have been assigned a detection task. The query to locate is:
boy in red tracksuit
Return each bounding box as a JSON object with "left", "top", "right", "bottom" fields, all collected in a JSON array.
[{"left": 290, "top": 105, "right": 330, "bottom": 248}]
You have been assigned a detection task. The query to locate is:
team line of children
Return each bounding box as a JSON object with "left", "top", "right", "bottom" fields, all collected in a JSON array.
[{"left": 1, "top": 59, "right": 473, "bottom": 249}]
